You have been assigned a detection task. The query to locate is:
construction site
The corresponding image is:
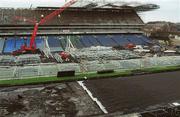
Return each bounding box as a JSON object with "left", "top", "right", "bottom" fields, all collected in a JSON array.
[{"left": 0, "top": 0, "right": 180, "bottom": 117}]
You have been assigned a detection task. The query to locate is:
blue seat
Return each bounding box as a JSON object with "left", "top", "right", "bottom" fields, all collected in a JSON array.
[
  {"left": 112, "top": 35, "right": 131, "bottom": 46},
  {"left": 23, "top": 37, "right": 30, "bottom": 47},
  {"left": 80, "top": 35, "right": 94, "bottom": 47},
  {"left": 96, "top": 35, "right": 117, "bottom": 47},
  {"left": 70, "top": 35, "right": 84, "bottom": 49},
  {"left": 139, "top": 35, "right": 153, "bottom": 44},
  {"left": 72, "top": 40, "right": 84, "bottom": 48},
  {"left": 125, "top": 35, "right": 153, "bottom": 45},
  {"left": 0, "top": 39, "right": 5, "bottom": 53},
  {"left": 35, "top": 37, "right": 44, "bottom": 49},
  {"left": 125, "top": 35, "right": 145, "bottom": 45},
  {"left": 59, "top": 37, "right": 67, "bottom": 49},
  {"left": 48, "top": 36, "right": 61, "bottom": 47},
  {"left": 3, "top": 38, "right": 16, "bottom": 53},
  {"left": 3, "top": 37, "right": 48, "bottom": 53},
  {"left": 87, "top": 35, "right": 102, "bottom": 46},
  {"left": 15, "top": 38, "right": 25, "bottom": 50},
  {"left": 48, "top": 36, "right": 64, "bottom": 52}
]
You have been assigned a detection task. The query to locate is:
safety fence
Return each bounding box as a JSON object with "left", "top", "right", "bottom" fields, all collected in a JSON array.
[{"left": 0, "top": 56, "right": 180, "bottom": 80}]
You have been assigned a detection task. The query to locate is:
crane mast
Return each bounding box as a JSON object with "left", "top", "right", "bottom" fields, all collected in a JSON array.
[{"left": 13, "top": 0, "right": 77, "bottom": 55}]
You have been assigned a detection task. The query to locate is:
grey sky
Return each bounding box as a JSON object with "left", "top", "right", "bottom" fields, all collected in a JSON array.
[
  {"left": 139, "top": 0, "right": 180, "bottom": 23},
  {"left": 0, "top": 0, "right": 179, "bottom": 23}
]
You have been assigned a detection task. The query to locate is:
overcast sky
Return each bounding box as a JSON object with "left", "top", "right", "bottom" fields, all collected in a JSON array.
[
  {"left": 0, "top": 0, "right": 179, "bottom": 23},
  {"left": 139, "top": 0, "right": 180, "bottom": 23}
]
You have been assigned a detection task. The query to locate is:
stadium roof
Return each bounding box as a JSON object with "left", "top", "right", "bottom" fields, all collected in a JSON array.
[{"left": 71, "top": 0, "right": 160, "bottom": 11}]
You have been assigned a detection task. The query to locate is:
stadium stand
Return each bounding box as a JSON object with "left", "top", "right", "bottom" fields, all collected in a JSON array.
[
  {"left": 70, "top": 35, "right": 85, "bottom": 48},
  {"left": 3, "top": 37, "right": 16, "bottom": 53},
  {"left": 83, "top": 61, "right": 106, "bottom": 72},
  {"left": 112, "top": 35, "right": 131, "bottom": 46},
  {"left": 39, "top": 64, "right": 58, "bottom": 76},
  {"left": 0, "top": 8, "right": 143, "bottom": 25},
  {"left": 17, "top": 66, "right": 39, "bottom": 77},
  {"left": 48, "top": 36, "right": 64, "bottom": 52},
  {"left": 59, "top": 36, "right": 67, "bottom": 49},
  {"left": 53, "top": 53, "right": 63, "bottom": 63},
  {"left": 0, "top": 55, "right": 15, "bottom": 66},
  {"left": 2, "top": 37, "right": 45, "bottom": 53},
  {"left": 57, "top": 63, "right": 81, "bottom": 72},
  {"left": 71, "top": 46, "right": 140, "bottom": 61},
  {"left": 0, "top": 54, "right": 41, "bottom": 66},
  {"left": 35, "top": 37, "right": 45, "bottom": 49},
  {"left": 0, "top": 67, "right": 15, "bottom": 79},
  {"left": 0, "top": 39, "right": 5, "bottom": 54},
  {"left": 86, "top": 35, "right": 102, "bottom": 47},
  {"left": 16, "top": 54, "right": 41, "bottom": 65},
  {"left": 0, "top": 2, "right": 173, "bottom": 91},
  {"left": 15, "top": 37, "right": 26, "bottom": 50},
  {"left": 96, "top": 35, "right": 117, "bottom": 47},
  {"left": 0, "top": 56, "right": 180, "bottom": 79},
  {"left": 70, "top": 34, "right": 152, "bottom": 48}
]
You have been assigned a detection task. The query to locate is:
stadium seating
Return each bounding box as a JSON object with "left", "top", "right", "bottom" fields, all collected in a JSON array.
[
  {"left": 17, "top": 66, "right": 39, "bottom": 77},
  {"left": 25, "top": 37, "right": 45, "bottom": 49},
  {"left": 59, "top": 36, "right": 67, "bottom": 49},
  {"left": 48, "top": 36, "right": 64, "bottom": 52},
  {"left": 3, "top": 37, "right": 45, "bottom": 53},
  {"left": 3, "top": 38, "right": 16, "bottom": 53},
  {"left": 125, "top": 35, "right": 146, "bottom": 45},
  {"left": 1, "top": 35, "right": 152, "bottom": 54},
  {"left": 40, "top": 65, "right": 58, "bottom": 76},
  {"left": 35, "top": 37, "right": 45, "bottom": 49},
  {"left": 70, "top": 35, "right": 85, "bottom": 48},
  {"left": 87, "top": 35, "right": 102, "bottom": 46},
  {"left": 0, "top": 39, "right": 5, "bottom": 54},
  {"left": 0, "top": 8, "right": 143, "bottom": 25},
  {"left": 15, "top": 38, "right": 26, "bottom": 50},
  {"left": 112, "top": 35, "right": 131, "bottom": 46},
  {"left": 16, "top": 54, "right": 41, "bottom": 65},
  {"left": 70, "top": 34, "right": 152, "bottom": 48},
  {"left": 80, "top": 35, "right": 94, "bottom": 47},
  {"left": 139, "top": 35, "right": 153, "bottom": 44},
  {"left": 96, "top": 35, "right": 117, "bottom": 47},
  {"left": 0, "top": 67, "right": 15, "bottom": 79},
  {"left": 0, "top": 55, "right": 15, "bottom": 66}
]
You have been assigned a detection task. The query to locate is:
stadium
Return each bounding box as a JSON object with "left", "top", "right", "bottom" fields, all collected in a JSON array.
[{"left": 0, "top": 0, "right": 180, "bottom": 117}]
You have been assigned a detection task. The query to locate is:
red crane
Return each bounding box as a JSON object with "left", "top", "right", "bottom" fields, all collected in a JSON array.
[{"left": 12, "top": 0, "right": 77, "bottom": 55}]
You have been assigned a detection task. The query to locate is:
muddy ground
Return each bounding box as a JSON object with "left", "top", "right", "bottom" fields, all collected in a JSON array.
[
  {"left": 84, "top": 71, "right": 180, "bottom": 114},
  {"left": 0, "top": 82, "right": 102, "bottom": 117},
  {"left": 1, "top": 71, "right": 180, "bottom": 117}
]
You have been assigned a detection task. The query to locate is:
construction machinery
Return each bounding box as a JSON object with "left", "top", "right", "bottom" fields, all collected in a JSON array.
[{"left": 12, "top": 0, "right": 77, "bottom": 56}]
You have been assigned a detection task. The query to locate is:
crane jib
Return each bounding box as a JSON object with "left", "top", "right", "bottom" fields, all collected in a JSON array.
[{"left": 12, "top": 0, "right": 78, "bottom": 55}]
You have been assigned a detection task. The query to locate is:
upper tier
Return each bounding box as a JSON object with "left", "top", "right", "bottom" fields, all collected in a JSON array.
[{"left": 0, "top": 7, "right": 143, "bottom": 26}]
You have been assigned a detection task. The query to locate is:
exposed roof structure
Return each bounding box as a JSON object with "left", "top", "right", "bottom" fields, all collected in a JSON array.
[{"left": 71, "top": 0, "right": 160, "bottom": 11}]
